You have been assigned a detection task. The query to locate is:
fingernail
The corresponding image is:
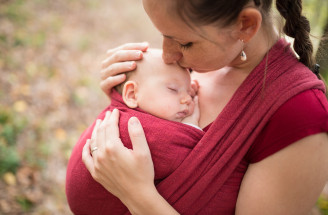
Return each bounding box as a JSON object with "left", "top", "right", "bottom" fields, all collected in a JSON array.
[
  {"left": 142, "top": 42, "right": 148, "bottom": 46},
  {"left": 129, "top": 61, "right": 136, "bottom": 69},
  {"left": 112, "top": 109, "right": 120, "bottom": 116},
  {"left": 135, "top": 51, "right": 142, "bottom": 58},
  {"left": 130, "top": 117, "right": 139, "bottom": 126}
]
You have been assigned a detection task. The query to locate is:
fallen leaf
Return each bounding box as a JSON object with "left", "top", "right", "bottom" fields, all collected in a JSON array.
[
  {"left": 13, "top": 100, "right": 27, "bottom": 113},
  {"left": 55, "top": 128, "right": 67, "bottom": 142},
  {"left": 3, "top": 172, "right": 16, "bottom": 186}
]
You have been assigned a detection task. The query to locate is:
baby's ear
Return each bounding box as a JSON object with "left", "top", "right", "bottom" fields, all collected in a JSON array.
[{"left": 122, "top": 81, "right": 138, "bottom": 108}]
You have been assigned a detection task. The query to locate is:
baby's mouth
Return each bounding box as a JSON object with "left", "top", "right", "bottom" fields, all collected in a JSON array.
[{"left": 176, "top": 110, "right": 189, "bottom": 118}]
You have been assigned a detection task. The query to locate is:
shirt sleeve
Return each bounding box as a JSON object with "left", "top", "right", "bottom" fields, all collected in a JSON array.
[{"left": 245, "top": 89, "right": 328, "bottom": 163}]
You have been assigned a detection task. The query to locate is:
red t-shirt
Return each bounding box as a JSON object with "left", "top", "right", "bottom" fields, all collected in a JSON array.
[{"left": 245, "top": 88, "right": 328, "bottom": 163}]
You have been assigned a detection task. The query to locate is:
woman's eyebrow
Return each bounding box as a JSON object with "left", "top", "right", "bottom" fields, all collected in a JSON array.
[{"left": 163, "top": 34, "right": 176, "bottom": 39}]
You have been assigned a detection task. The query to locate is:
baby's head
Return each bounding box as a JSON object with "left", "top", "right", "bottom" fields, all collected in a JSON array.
[{"left": 117, "top": 48, "right": 194, "bottom": 122}]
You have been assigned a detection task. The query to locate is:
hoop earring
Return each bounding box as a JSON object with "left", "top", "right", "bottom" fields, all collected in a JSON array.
[{"left": 240, "top": 40, "right": 247, "bottom": 61}]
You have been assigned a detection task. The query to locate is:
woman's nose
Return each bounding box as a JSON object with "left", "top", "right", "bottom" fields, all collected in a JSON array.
[
  {"left": 180, "top": 94, "right": 192, "bottom": 105},
  {"left": 162, "top": 38, "right": 183, "bottom": 64}
]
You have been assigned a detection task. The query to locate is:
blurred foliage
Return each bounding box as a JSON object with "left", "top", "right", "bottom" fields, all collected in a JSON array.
[
  {"left": 303, "top": 0, "right": 328, "bottom": 78},
  {"left": 0, "top": 108, "right": 26, "bottom": 175},
  {"left": 318, "top": 195, "right": 328, "bottom": 215},
  {"left": 0, "top": 0, "right": 327, "bottom": 214}
]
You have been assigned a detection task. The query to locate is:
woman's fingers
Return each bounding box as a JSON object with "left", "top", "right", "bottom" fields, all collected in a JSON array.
[
  {"left": 100, "top": 42, "right": 149, "bottom": 99},
  {"left": 106, "top": 42, "right": 149, "bottom": 57},
  {"left": 100, "top": 61, "right": 136, "bottom": 80},
  {"left": 127, "top": 116, "right": 154, "bottom": 182},
  {"left": 83, "top": 108, "right": 155, "bottom": 200},
  {"left": 106, "top": 109, "right": 124, "bottom": 148},
  {"left": 100, "top": 74, "right": 126, "bottom": 97},
  {"left": 82, "top": 139, "right": 95, "bottom": 174},
  {"left": 91, "top": 119, "right": 102, "bottom": 139},
  {"left": 128, "top": 117, "right": 151, "bottom": 156}
]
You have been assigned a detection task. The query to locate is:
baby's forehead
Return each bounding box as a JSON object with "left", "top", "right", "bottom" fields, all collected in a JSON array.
[{"left": 138, "top": 49, "right": 187, "bottom": 76}]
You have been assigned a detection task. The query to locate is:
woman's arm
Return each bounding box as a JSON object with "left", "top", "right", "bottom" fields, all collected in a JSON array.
[
  {"left": 236, "top": 133, "right": 328, "bottom": 215},
  {"left": 82, "top": 109, "right": 179, "bottom": 215},
  {"left": 100, "top": 42, "right": 148, "bottom": 100}
]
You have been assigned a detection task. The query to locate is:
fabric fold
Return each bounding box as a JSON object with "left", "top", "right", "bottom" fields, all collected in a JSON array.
[{"left": 155, "top": 39, "right": 326, "bottom": 214}]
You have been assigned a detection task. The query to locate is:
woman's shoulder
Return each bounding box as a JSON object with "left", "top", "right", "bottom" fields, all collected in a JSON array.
[{"left": 246, "top": 88, "right": 328, "bottom": 163}]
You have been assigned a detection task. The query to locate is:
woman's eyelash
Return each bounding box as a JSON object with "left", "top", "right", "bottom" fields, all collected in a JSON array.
[{"left": 179, "top": 42, "right": 193, "bottom": 50}]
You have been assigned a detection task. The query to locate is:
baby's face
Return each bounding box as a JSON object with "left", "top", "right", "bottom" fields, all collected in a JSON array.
[{"left": 135, "top": 49, "right": 194, "bottom": 122}]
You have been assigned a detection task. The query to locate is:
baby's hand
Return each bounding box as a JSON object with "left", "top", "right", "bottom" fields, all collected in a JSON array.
[
  {"left": 181, "top": 96, "right": 200, "bottom": 127},
  {"left": 190, "top": 79, "right": 200, "bottom": 98}
]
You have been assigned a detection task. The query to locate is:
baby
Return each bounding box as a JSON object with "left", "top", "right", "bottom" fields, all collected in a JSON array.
[
  {"left": 114, "top": 48, "right": 200, "bottom": 128},
  {"left": 66, "top": 49, "right": 204, "bottom": 214}
]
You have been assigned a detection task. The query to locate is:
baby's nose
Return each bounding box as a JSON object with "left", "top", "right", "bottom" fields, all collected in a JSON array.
[{"left": 180, "top": 94, "right": 192, "bottom": 105}]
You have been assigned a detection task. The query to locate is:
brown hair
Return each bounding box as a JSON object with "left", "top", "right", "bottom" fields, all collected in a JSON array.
[
  {"left": 114, "top": 71, "right": 136, "bottom": 94},
  {"left": 176, "top": 0, "right": 318, "bottom": 75}
]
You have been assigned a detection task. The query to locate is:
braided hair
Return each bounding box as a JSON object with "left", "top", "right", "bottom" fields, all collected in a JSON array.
[{"left": 275, "top": 0, "right": 316, "bottom": 73}]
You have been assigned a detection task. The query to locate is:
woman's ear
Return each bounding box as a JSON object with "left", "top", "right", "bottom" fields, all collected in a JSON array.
[
  {"left": 236, "top": 8, "right": 262, "bottom": 42},
  {"left": 122, "top": 81, "right": 138, "bottom": 108}
]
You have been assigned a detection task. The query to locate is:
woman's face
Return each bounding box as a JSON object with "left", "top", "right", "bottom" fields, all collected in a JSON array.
[{"left": 142, "top": 0, "right": 244, "bottom": 73}]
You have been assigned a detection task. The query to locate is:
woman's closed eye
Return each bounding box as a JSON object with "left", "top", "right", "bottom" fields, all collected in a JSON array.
[{"left": 179, "top": 42, "right": 193, "bottom": 50}]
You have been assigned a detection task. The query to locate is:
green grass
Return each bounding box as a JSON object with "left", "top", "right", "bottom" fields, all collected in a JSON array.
[{"left": 0, "top": 108, "right": 27, "bottom": 175}]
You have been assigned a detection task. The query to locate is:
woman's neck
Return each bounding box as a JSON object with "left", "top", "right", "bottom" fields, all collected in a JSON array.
[{"left": 193, "top": 27, "right": 280, "bottom": 129}]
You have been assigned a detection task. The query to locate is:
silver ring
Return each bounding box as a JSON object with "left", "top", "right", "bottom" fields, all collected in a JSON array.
[{"left": 91, "top": 146, "right": 98, "bottom": 153}]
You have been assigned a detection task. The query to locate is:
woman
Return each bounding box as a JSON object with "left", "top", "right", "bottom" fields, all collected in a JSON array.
[{"left": 81, "top": 0, "right": 328, "bottom": 214}]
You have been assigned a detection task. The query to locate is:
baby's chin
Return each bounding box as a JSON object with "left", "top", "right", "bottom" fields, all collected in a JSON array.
[{"left": 173, "top": 111, "right": 192, "bottom": 122}]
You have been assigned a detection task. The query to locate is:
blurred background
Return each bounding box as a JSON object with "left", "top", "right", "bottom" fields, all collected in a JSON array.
[{"left": 0, "top": 0, "right": 327, "bottom": 214}]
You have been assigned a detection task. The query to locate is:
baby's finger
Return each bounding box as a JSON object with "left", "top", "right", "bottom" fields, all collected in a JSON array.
[
  {"left": 192, "top": 95, "right": 200, "bottom": 121},
  {"left": 190, "top": 79, "right": 200, "bottom": 97}
]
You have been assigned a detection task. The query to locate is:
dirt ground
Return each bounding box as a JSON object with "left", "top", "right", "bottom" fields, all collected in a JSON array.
[{"left": 0, "top": 0, "right": 327, "bottom": 214}]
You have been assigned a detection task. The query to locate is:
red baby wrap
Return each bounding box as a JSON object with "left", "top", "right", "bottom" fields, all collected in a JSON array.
[
  {"left": 66, "top": 90, "right": 205, "bottom": 214},
  {"left": 66, "top": 39, "right": 326, "bottom": 214}
]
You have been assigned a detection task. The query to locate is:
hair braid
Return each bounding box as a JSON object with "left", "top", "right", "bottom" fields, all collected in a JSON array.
[{"left": 276, "top": 0, "right": 315, "bottom": 72}]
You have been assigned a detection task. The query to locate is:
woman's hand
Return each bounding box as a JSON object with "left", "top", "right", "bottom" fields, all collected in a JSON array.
[
  {"left": 82, "top": 109, "right": 179, "bottom": 214},
  {"left": 82, "top": 109, "right": 155, "bottom": 200},
  {"left": 100, "top": 42, "right": 149, "bottom": 100}
]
